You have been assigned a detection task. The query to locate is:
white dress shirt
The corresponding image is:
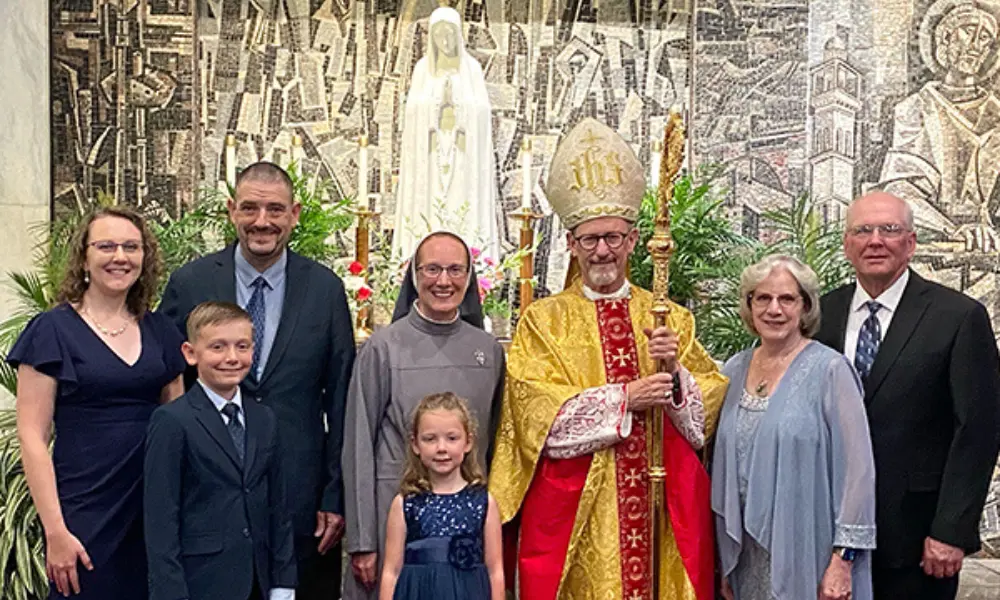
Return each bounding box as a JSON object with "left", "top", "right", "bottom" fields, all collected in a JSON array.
[
  {"left": 844, "top": 269, "right": 910, "bottom": 365},
  {"left": 195, "top": 381, "right": 295, "bottom": 600}
]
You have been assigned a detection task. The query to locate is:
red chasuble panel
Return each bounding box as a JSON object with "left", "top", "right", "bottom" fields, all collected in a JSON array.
[{"left": 596, "top": 297, "right": 654, "bottom": 598}]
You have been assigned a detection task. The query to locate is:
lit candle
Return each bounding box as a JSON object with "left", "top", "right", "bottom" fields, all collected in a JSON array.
[
  {"left": 521, "top": 137, "right": 532, "bottom": 210},
  {"left": 225, "top": 134, "right": 237, "bottom": 188},
  {"left": 358, "top": 134, "right": 369, "bottom": 205},
  {"left": 291, "top": 133, "right": 305, "bottom": 166},
  {"left": 650, "top": 139, "right": 662, "bottom": 189}
]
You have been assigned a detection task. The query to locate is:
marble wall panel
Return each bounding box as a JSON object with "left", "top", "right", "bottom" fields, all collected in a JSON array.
[{"left": 2, "top": 0, "right": 50, "bottom": 408}]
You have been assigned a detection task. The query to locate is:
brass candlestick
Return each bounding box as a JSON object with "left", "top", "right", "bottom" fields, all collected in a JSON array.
[
  {"left": 509, "top": 206, "right": 541, "bottom": 316},
  {"left": 647, "top": 108, "right": 685, "bottom": 597},
  {"left": 353, "top": 207, "right": 379, "bottom": 344}
]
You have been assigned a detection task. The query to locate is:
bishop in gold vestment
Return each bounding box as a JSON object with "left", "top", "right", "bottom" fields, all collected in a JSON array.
[{"left": 489, "top": 119, "right": 727, "bottom": 600}]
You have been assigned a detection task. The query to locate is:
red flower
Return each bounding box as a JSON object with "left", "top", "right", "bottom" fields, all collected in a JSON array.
[
  {"left": 357, "top": 285, "right": 373, "bottom": 302},
  {"left": 349, "top": 261, "right": 365, "bottom": 276}
]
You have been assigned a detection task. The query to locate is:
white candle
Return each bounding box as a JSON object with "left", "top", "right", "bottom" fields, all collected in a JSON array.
[
  {"left": 358, "top": 134, "right": 369, "bottom": 204},
  {"left": 225, "top": 134, "right": 237, "bottom": 188},
  {"left": 291, "top": 133, "right": 305, "bottom": 166},
  {"left": 521, "top": 137, "right": 532, "bottom": 210},
  {"left": 650, "top": 139, "right": 662, "bottom": 189}
]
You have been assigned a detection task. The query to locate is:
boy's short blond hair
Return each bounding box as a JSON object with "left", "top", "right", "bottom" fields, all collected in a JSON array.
[{"left": 185, "top": 301, "right": 253, "bottom": 342}]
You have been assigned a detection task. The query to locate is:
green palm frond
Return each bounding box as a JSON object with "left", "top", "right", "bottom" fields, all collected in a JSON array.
[
  {"left": 0, "top": 410, "right": 47, "bottom": 599},
  {"left": 762, "top": 193, "right": 853, "bottom": 293},
  {"left": 631, "top": 166, "right": 763, "bottom": 360}
]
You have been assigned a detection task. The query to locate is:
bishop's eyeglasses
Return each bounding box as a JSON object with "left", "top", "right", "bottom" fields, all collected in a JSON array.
[{"left": 573, "top": 231, "right": 631, "bottom": 251}]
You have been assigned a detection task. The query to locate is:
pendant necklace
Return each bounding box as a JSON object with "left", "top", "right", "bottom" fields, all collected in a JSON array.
[
  {"left": 81, "top": 306, "right": 130, "bottom": 337},
  {"left": 753, "top": 339, "right": 806, "bottom": 397}
]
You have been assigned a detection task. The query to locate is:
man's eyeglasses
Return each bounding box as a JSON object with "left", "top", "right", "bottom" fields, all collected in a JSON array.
[
  {"left": 847, "top": 223, "right": 908, "bottom": 239},
  {"left": 89, "top": 240, "right": 142, "bottom": 255},
  {"left": 749, "top": 293, "right": 801, "bottom": 308},
  {"left": 573, "top": 231, "right": 631, "bottom": 251},
  {"left": 417, "top": 264, "right": 469, "bottom": 279}
]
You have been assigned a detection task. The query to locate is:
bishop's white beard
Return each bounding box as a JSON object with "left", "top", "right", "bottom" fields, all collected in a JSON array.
[{"left": 585, "top": 263, "right": 620, "bottom": 288}]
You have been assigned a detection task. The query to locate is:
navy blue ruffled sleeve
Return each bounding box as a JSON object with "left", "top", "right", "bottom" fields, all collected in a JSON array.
[
  {"left": 143, "top": 311, "right": 187, "bottom": 379},
  {"left": 5, "top": 309, "right": 78, "bottom": 393}
]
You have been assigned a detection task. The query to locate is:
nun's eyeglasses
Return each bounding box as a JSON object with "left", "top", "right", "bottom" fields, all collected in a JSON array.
[{"left": 417, "top": 264, "right": 469, "bottom": 279}]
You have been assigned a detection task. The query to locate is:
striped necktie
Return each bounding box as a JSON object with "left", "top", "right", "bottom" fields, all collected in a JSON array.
[{"left": 221, "top": 402, "right": 245, "bottom": 463}]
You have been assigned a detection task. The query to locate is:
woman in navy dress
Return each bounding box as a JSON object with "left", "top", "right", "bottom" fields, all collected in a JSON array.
[
  {"left": 379, "top": 392, "right": 504, "bottom": 600},
  {"left": 8, "top": 207, "right": 185, "bottom": 599}
]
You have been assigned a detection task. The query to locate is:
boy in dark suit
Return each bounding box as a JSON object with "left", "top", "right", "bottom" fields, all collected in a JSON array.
[{"left": 145, "top": 302, "right": 297, "bottom": 600}]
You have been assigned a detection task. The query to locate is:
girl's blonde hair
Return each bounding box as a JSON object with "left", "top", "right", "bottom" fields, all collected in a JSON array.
[{"left": 399, "top": 392, "right": 486, "bottom": 495}]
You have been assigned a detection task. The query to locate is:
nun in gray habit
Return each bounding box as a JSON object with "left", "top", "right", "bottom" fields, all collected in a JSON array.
[
  {"left": 711, "top": 255, "right": 877, "bottom": 600},
  {"left": 341, "top": 231, "right": 505, "bottom": 600}
]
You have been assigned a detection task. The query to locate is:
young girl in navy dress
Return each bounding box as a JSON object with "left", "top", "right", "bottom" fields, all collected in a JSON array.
[{"left": 379, "top": 392, "right": 504, "bottom": 600}]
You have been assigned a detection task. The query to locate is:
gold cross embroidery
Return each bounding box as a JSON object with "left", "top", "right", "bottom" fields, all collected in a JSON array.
[
  {"left": 581, "top": 128, "right": 603, "bottom": 147},
  {"left": 626, "top": 528, "right": 645, "bottom": 549},
  {"left": 612, "top": 348, "right": 630, "bottom": 368},
  {"left": 624, "top": 468, "right": 642, "bottom": 487}
]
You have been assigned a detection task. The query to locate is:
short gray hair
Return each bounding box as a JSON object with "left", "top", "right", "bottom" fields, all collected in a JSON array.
[{"left": 738, "top": 254, "right": 822, "bottom": 337}]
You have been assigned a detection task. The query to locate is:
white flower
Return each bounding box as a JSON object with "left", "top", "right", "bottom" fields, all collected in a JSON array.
[{"left": 342, "top": 275, "right": 366, "bottom": 292}]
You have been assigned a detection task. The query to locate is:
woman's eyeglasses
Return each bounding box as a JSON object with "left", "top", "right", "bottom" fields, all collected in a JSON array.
[
  {"left": 417, "top": 264, "right": 469, "bottom": 279},
  {"left": 89, "top": 240, "right": 142, "bottom": 255}
]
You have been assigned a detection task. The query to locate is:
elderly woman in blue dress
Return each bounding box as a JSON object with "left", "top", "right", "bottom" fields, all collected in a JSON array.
[{"left": 712, "top": 255, "right": 876, "bottom": 600}]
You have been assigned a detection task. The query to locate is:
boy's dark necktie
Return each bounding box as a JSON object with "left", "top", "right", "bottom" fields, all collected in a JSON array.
[{"left": 221, "top": 402, "right": 245, "bottom": 462}]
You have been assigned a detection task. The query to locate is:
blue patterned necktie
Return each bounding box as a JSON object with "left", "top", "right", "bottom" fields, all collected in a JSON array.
[
  {"left": 221, "top": 402, "right": 245, "bottom": 463},
  {"left": 246, "top": 276, "right": 268, "bottom": 377},
  {"left": 854, "top": 300, "right": 883, "bottom": 379}
]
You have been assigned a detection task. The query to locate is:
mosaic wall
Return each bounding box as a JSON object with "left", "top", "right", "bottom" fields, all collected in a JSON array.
[
  {"left": 695, "top": 0, "right": 1000, "bottom": 328},
  {"left": 49, "top": 0, "right": 1000, "bottom": 300},
  {"left": 51, "top": 0, "right": 196, "bottom": 216},
  {"left": 195, "top": 0, "right": 695, "bottom": 291}
]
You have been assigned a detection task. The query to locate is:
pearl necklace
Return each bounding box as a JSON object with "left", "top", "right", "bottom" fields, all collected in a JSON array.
[{"left": 81, "top": 306, "right": 130, "bottom": 337}]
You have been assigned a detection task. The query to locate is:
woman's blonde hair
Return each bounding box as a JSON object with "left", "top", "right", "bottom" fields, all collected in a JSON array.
[{"left": 399, "top": 392, "right": 486, "bottom": 495}]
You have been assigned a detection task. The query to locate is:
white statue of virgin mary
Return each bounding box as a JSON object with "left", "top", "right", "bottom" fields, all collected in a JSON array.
[{"left": 392, "top": 6, "right": 499, "bottom": 260}]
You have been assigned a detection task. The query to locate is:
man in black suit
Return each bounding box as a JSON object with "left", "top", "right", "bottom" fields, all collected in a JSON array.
[
  {"left": 815, "top": 191, "right": 1000, "bottom": 600},
  {"left": 159, "top": 162, "right": 356, "bottom": 599},
  {"left": 145, "top": 302, "right": 296, "bottom": 600}
]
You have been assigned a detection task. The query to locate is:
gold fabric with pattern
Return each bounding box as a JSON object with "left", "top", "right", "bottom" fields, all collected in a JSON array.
[
  {"left": 546, "top": 118, "right": 646, "bottom": 230},
  {"left": 489, "top": 279, "right": 728, "bottom": 599}
]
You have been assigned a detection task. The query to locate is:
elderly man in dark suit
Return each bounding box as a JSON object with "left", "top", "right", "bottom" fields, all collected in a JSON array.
[
  {"left": 815, "top": 191, "right": 1000, "bottom": 600},
  {"left": 159, "top": 161, "right": 356, "bottom": 599}
]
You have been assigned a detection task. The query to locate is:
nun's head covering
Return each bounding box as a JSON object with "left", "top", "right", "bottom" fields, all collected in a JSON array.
[{"left": 391, "top": 231, "right": 484, "bottom": 329}]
